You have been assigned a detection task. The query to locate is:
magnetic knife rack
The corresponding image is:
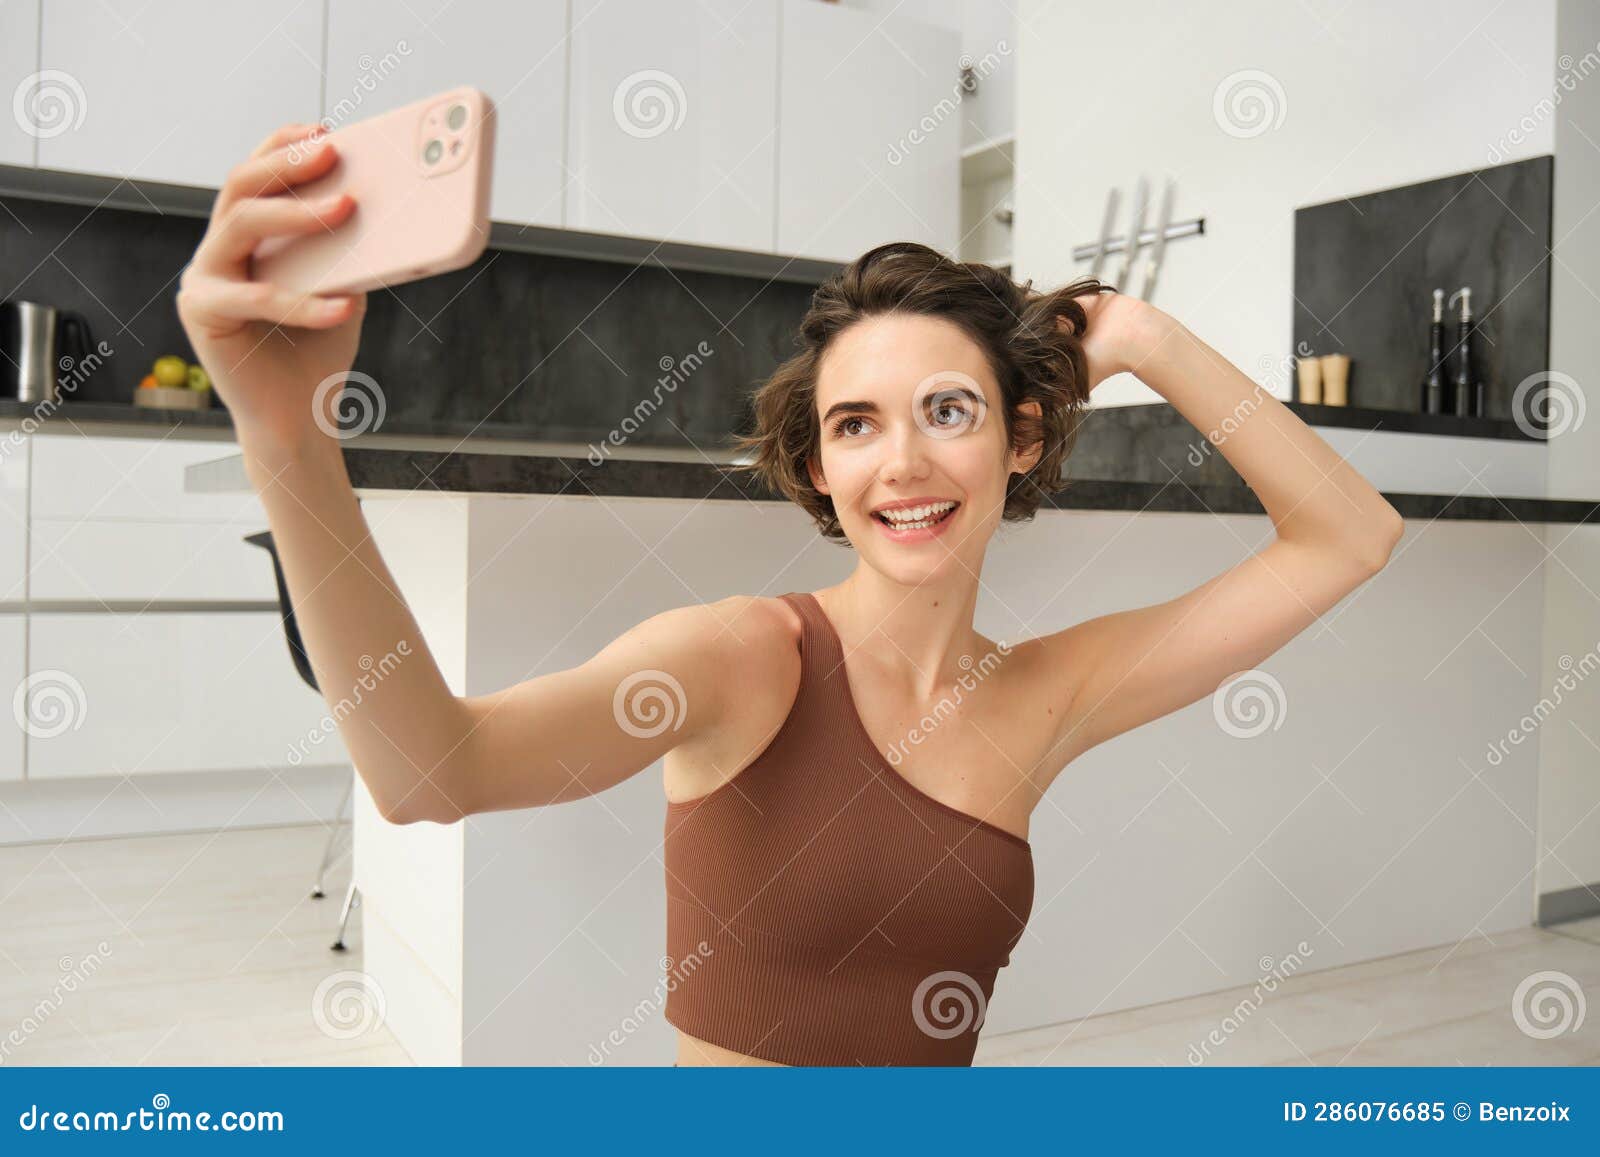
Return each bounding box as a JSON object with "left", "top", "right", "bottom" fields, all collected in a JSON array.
[{"left": 1072, "top": 177, "right": 1205, "bottom": 302}]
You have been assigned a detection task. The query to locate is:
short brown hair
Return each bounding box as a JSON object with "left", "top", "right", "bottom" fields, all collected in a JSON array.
[{"left": 732, "top": 241, "right": 1112, "bottom": 543}]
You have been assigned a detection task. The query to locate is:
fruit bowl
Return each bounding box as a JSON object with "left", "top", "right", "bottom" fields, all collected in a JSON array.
[{"left": 133, "top": 385, "right": 211, "bottom": 410}]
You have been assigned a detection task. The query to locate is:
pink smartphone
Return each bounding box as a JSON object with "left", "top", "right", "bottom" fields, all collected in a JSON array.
[{"left": 251, "top": 86, "right": 496, "bottom": 296}]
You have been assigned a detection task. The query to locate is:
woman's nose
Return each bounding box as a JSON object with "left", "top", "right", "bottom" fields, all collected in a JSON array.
[{"left": 878, "top": 423, "right": 931, "bottom": 484}]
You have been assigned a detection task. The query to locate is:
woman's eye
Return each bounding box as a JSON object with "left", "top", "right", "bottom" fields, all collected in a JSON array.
[
  {"left": 832, "top": 416, "right": 868, "bottom": 437},
  {"left": 933, "top": 402, "right": 972, "bottom": 428}
]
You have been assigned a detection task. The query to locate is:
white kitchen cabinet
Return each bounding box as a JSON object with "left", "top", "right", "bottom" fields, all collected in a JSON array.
[
  {"left": 777, "top": 0, "right": 962, "bottom": 263},
  {"left": 30, "top": 434, "right": 261, "bottom": 523},
  {"left": 26, "top": 611, "right": 345, "bottom": 779},
  {"left": 29, "top": 434, "right": 273, "bottom": 602},
  {"left": 0, "top": 437, "right": 26, "bottom": 603},
  {"left": 324, "top": 0, "right": 568, "bottom": 228},
  {"left": 35, "top": 0, "right": 322, "bottom": 186},
  {"left": 0, "top": 616, "right": 22, "bottom": 782},
  {"left": 567, "top": 0, "right": 778, "bottom": 252},
  {"left": 29, "top": 520, "right": 277, "bottom": 602},
  {"left": 0, "top": 0, "right": 40, "bottom": 167}
]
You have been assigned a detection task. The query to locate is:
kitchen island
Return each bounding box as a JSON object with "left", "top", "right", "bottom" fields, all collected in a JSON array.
[{"left": 185, "top": 439, "right": 1586, "bottom": 1064}]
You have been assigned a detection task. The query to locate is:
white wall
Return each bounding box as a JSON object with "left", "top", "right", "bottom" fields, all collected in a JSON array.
[
  {"left": 1015, "top": 0, "right": 1562, "bottom": 497},
  {"left": 1536, "top": 0, "right": 1600, "bottom": 893},
  {"left": 1017, "top": 0, "right": 1600, "bottom": 939},
  {"left": 1015, "top": 0, "right": 1558, "bottom": 407}
]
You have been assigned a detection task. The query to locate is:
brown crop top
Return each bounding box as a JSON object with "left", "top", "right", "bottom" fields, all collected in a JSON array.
[{"left": 662, "top": 591, "right": 1035, "bottom": 1066}]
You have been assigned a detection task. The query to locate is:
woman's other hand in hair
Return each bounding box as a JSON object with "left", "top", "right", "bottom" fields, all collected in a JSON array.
[{"left": 1063, "top": 291, "right": 1176, "bottom": 392}]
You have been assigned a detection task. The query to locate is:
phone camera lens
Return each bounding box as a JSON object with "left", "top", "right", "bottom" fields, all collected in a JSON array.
[
  {"left": 423, "top": 138, "right": 444, "bottom": 165},
  {"left": 446, "top": 104, "right": 468, "bottom": 131}
]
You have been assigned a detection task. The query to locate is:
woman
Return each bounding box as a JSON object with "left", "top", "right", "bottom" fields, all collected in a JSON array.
[{"left": 178, "top": 124, "right": 1404, "bottom": 1068}]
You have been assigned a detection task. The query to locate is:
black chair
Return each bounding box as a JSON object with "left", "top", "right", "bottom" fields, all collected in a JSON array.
[
  {"left": 244, "top": 529, "right": 361, "bottom": 952},
  {"left": 243, "top": 530, "right": 319, "bottom": 692}
]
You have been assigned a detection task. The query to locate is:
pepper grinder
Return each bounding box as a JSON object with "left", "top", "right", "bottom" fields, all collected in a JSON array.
[{"left": 1446, "top": 286, "right": 1477, "bottom": 418}]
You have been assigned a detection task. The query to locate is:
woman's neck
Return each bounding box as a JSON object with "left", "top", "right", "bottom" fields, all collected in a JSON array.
[{"left": 816, "top": 569, "right": 987, "bottom": 699}]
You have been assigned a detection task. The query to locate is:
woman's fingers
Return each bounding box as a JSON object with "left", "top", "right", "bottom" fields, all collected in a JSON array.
[
  {"left": 201, "top": 192, "right": 355, "bottom": 269},
  {"left": 249, "top": 122, "right": 323, "bottom": 160},
  {"left": 178, "top": 273, "right": 361, "bottom": 332},
  {"left": 214, "top": 135, "right": 340, "bottom": 215}
]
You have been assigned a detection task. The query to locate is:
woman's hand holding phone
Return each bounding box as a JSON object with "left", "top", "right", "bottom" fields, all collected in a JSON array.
[{"left": 176, "top": 122, "right": 367, "bottom": 462}]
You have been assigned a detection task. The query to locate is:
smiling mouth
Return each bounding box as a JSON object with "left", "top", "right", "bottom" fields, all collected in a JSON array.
[{"left": 871, "top": 501, "right": 961, "bottom": 531}]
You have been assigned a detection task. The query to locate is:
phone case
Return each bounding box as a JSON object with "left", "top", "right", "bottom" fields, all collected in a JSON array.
[{"left": 251, "top": 86, "right": 496, "bottom": 297}]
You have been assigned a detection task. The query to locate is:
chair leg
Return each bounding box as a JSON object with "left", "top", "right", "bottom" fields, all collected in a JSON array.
[
  {"left": 331, "top": 881, "right": 361, "bottom": 952},
  {"left": 311, "top": 772, "right": 355, "bottom": 899}
]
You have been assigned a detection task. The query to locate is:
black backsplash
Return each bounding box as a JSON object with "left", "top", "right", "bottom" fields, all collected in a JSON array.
[
  {"left": 1292, "top": 155, "right": 1552, "bottom": 420},
  {"left": 0, "top": 194, "right": 817, "bottom": 449}
]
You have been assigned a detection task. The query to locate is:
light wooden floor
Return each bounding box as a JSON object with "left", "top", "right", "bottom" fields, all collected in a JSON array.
[
  {"left": 1, "top": 824, "right": 1595, "bottom": 1066},
  {"left": 980, "top": 915, "right": 1600, "bottom": 1066},
  {"left": 0, "top": 823, "right": 409, "bottom": 1065}
]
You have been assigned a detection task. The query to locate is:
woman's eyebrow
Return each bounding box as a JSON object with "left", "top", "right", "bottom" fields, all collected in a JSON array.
[
  {"left": 922, "top": 384, "right": 988, "bottom": 408},
  {"left": 820, "top": 399, "right": 880, "bottom": 423}
]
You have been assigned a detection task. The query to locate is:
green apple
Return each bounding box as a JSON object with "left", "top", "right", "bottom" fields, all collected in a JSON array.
[
  {"left": 152, "top": 355, "right": 188, "bottom": 388},
  {"left": 187, "top": 364, "right": 212, "bottom": 391}
]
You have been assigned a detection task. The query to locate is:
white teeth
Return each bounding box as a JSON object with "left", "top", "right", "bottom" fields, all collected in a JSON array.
[{"left": 877, "top": 500, "right": 957, "bottom": 528}]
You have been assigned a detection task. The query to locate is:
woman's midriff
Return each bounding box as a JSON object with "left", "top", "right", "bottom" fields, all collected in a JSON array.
[{"left": 674, "top": 1027, "right": 788, "bottom": 1067}]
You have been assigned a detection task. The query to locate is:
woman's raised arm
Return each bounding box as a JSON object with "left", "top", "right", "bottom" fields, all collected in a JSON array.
[
  {"left": 1036, "top": 297, "right": 1406, "bottom": 765},
  {"left": 177, "top": 124, "right": 738, "bottom": 825}
]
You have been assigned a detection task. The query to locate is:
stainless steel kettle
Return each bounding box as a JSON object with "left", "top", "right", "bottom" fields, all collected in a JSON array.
[{"left": 0, "top": 300, "right": 95, "bottom": 405}]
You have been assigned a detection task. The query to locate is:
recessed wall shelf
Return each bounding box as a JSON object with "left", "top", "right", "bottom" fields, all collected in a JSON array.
[
  {"left": 959, "top": 135, "right": 1015, "bottom": 271},
  {"left": 960, "top": 134, "right": 1015, "bottom": 186},
  {"left": 1283, "top": 401, "right": 1542, "bottom": 442}
]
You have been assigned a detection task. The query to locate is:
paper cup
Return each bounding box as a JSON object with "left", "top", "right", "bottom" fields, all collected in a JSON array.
[
  {"left": 1295, "top": 356, "right": 1323, "bottom": 404},
  {"left": 1319, "top": 354, "right": 1350, "bottom": 406}
]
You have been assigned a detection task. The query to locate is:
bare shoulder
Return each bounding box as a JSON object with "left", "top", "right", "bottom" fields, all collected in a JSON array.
[
  {"left": 659, "top": 593, "right": 805, "bottom": 800},
  {"left": 628, "top": 593, "right": 804, "bottom": 716},
  {"left": 697, "top": 592, "right": 804, "bottom": 689}
]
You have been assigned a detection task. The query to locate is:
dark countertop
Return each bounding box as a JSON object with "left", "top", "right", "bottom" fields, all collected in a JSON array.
[
  {"left": 0, "top": 397, "right": 700, "bottom": 452},
  {"left": 2, "top": 396, "right": 1541, "bottom": 445},
  {"left": 183, "top": 445, "right": 1600, "bottom": 525},
  {"left": 14, "top": 395, "right": 1583, "bottom": 523}
]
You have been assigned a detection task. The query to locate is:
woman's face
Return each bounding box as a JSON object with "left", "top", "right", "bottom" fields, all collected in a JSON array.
[{"left": 807, "top": 312, "right": 1042, "bottom": 583}]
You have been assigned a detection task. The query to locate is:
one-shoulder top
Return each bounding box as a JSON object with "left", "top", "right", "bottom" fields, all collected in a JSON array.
[{"left": 662, "top": 591, "right": 1034, "bottom": 1066}]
